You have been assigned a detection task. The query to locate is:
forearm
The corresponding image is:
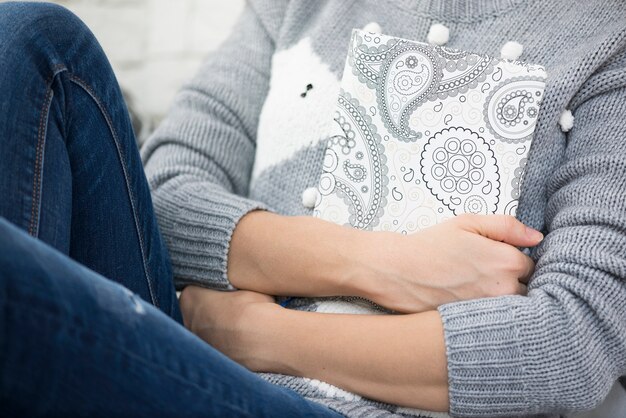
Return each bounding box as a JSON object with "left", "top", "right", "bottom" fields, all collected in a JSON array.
[
  {"left": 250, "top": 305, "right": 449, "bottom": 412},
  {"left": 228, "top": 211, "right": 363, "bottom": 296},
  {"left": 229, "top": 212, "right": 539, "bottom": 312}
]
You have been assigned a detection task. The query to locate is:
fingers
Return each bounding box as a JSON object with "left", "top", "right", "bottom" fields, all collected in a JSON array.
[
  {"left": 497, "top": 242, "right": 535, "bottom": 283},
  {"left": 516, "top": 251, "right": 535, "bottom": 283},
  {"left": 517, "top": 282, "right": 528, "bottom": 296},
  {"left": 455, "top": 214, "right": 544, "bottom": 247},
  {"left": 497, "top": 246, "right": 534, "bottom": 295}
]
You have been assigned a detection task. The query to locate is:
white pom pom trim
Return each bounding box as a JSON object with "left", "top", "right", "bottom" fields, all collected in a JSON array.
[
  {"left": 427, "top": 23, "right": 449, "bottom": 46},
  {"left": 301, "top": 187, "right": 320, "bottom": 209},
  {"left": 500, "top": 41, "right": 524, "bottom": 60},
  {"left": 362, "top": 22, "right": 382, "bottom": 34},
  {"left": 559, "top": 109, "right": 574, "bottom": 132}
]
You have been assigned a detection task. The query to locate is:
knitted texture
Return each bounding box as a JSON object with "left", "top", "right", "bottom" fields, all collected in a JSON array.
[{"left": 141, "top": 1, "right": 626, "bottom": 416}]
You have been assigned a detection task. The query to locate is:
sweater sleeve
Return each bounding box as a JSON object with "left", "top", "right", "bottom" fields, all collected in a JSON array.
[
  {"left": 141, "top": 1, "right": 287, "bottom": 290},
  {"left": 438, "top": 50, "right": 626, "bottom": 415}
]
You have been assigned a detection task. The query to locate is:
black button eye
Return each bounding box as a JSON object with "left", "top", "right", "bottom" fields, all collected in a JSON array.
[{"left": 301, "top": 83, "right": 314, "bottom": 98}]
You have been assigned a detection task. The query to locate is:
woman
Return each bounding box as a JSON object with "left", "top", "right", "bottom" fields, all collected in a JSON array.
[{"left": 0, "top": 1, "right": 624, "bottom": 417}]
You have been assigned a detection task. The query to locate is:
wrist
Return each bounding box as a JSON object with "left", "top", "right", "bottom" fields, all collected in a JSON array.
[
  {"left": 345, "top": 230, "right": 434, "bottom": 312},
  {"left": 244, "top": 303, "right": 298, "bottom": 374},
  {"left": 343, "top": 230, "right": 397, "bottom": 299}
]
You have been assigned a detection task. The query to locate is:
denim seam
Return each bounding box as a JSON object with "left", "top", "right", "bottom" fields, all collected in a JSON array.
[
  {"left": 29, "top": 64, "right": 68, "bottom": 237},
  {"left": 28, "top": 89, "right": 52, "bottom": 236},
  {"left": 67, "top": 74, "right": 158, "bottom": 308}
]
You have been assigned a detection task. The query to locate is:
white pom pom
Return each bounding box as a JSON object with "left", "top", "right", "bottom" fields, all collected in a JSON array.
[
  {"left": 427, "top": 23, "right": 449, "bottom": 46},
  {"left": 500, "top": 41, "right": 524, "bottom": 60},
  {"left": 362, "top": 22, "right": 382, "bottom": 34},
  {"left": 301, "top": 187, "right": 320, "bottom": 209},
  {"left": 559, "top": 109, "right": 574, "bottom": 132}
]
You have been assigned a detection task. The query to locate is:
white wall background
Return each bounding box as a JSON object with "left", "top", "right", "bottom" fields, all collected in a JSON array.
[{"left": 3, "top": 0, "right": 245, "bottom": 133}]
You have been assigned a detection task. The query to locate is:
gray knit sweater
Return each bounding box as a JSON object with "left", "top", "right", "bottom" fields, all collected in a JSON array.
[{"left": 141, "top": 1, "right": 626, "bottom": 417}]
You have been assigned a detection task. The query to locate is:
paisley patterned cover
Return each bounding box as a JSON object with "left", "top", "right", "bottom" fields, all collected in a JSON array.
[{"left": 314, "top": 29, "right": 547, "bottom": 232}]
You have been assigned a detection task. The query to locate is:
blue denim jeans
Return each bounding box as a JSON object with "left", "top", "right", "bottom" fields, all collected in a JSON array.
[{"left": 0, "top": 3, "right": 341, "bottom": 417}]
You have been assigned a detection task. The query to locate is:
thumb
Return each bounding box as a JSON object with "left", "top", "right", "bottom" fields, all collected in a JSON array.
[{"left": 455, "top": 214, "right": 544, "bottom": 247}]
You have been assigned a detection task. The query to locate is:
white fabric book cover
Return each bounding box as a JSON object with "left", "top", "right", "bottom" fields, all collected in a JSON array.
[{"left": 314, "top": 29, "right": 547, "bottom": 232}]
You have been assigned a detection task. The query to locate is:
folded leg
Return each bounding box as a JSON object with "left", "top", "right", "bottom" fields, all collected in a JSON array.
[
  {"left": 0, "top": 218, "right": 342, "bottom": 418},
  {"left": 0, "top": 1, "right": 178, "bottom": 318}
]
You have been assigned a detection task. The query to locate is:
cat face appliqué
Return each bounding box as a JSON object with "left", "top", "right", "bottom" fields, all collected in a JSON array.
[{"left": 252, "top": 38, "right": 341, "bottom": 183}]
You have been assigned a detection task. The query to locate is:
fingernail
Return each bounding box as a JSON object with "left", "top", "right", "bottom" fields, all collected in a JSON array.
[{"left": 525, "top": 226, "right": 544, "bottom": 242}]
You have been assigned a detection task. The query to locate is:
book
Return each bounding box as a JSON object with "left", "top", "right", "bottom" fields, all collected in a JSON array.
[{"left": 314, "top": 29, "right": 547, "bottom": 233}]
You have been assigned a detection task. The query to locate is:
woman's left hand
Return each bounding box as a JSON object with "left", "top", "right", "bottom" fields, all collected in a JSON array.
[
  {"left": 180, "top": 285, "right": 451, "bottom": 411},
  {"left": 179, "top": 286, "right": 279, "bottom": 369}
]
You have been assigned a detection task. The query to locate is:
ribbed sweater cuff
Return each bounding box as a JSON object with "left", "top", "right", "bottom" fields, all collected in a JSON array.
[
  {"left": 438, "top": 296, "right": 531, "bottom": 417},
  {"left": 154, "top": 183, "right": 267, "bottom": 290}
]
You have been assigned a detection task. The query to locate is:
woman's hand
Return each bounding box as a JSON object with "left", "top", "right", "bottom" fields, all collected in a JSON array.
[
  {"left": 353, "top": 214, "right": 542, "bottom": 313},
  {"left": 228, "top": 211, "right": 542, "bottom": 314},
  {"left": 179, "top": 286, "right": 451, "bottom": 412},
  {"left": 179, "top": 286, "right": 278, "bottom": 370}
]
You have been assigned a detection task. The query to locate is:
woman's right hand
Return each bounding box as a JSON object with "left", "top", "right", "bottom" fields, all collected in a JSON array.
[
  {"left": 228, "top": 211, "right": 542, "bottom": 314},
  {"left": 350, "top": 214, "right": 542, "bottom": 313}
]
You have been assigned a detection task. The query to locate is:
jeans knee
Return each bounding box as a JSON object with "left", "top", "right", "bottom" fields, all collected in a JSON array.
[
  {"left": 0, "top": 2, "right": 85, "bottom": 34},
  {"left": 0, "top": 2, "right": 96, "bottom": 67}
]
